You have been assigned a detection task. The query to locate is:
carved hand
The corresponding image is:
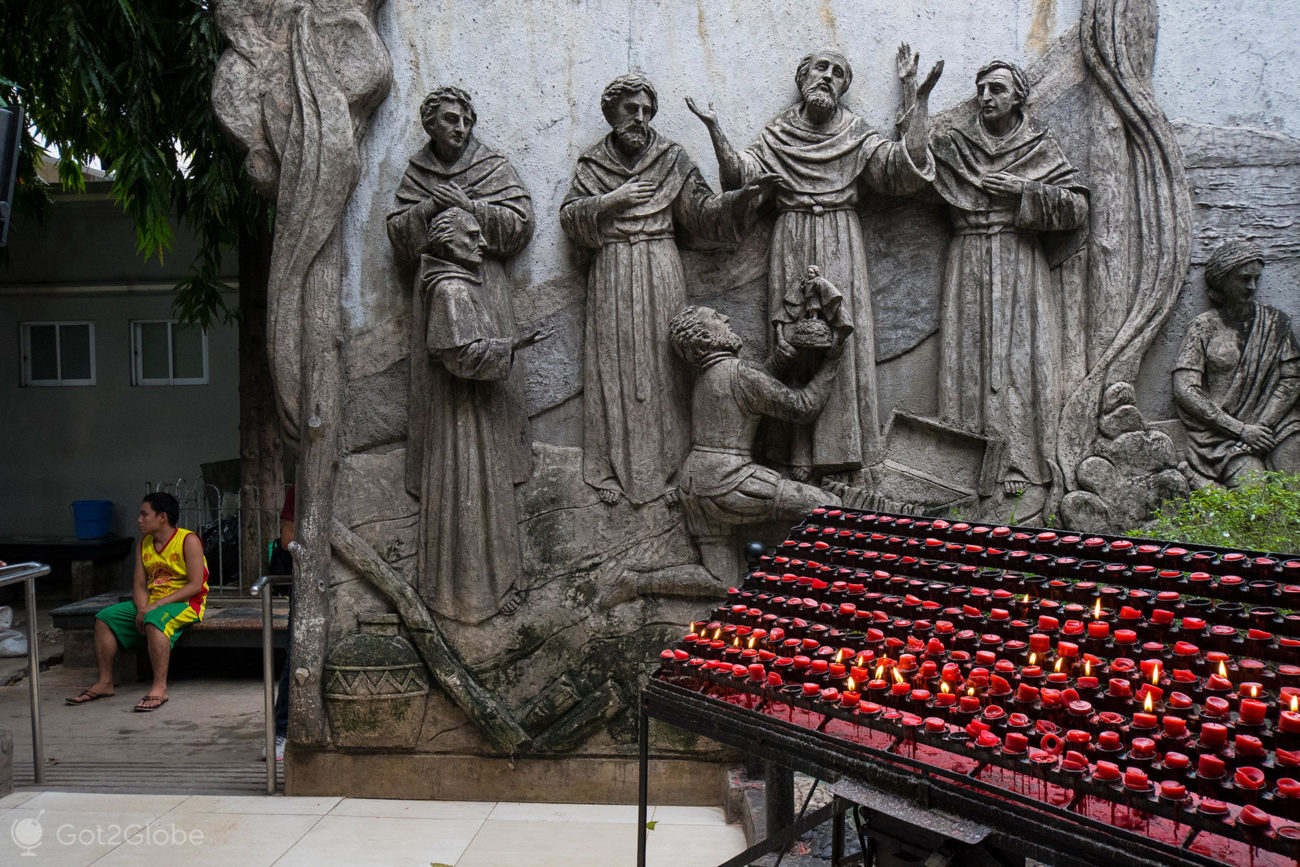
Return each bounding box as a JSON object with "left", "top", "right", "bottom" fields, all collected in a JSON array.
[
  {"left": 1239, "top": 423, "right": 1278, "bottom": 453},
  {"left": 737, "top": 172, "right": 784, "bottom": 206},
  {"left": 896, "top": 43, "right": 919, "bottom": 86},
  {"left": 513, "top": 327, "right": 554, "bottom": 351},
  {"left": 603, "top": 177, "right": 657, "bottom": 213},
  {"left": 684, "top": 96, "right": 719, "bottom": 127},
  {"left": 918, "top": 59, "right": 943, "bottom": 100},
  {"left": 429, "top": 182, "right": 473, "bottom": 212},
  {"left": 773, "top": 326, "right": 798, "bottom": 364},
  {"left": 982, "top": 172, "right": 1026, "bottom": 198}
]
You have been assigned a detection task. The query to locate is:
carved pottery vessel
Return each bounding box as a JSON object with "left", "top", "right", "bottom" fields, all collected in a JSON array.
[{"left": 323, "top": 613, "right": 429, "bottom": 749}]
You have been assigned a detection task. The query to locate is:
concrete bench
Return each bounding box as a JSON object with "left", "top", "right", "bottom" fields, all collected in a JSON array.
[
  {"left": 53, "top": 593, "right": 289, "bottom": 678},
  {"left": 0, "top": 535, "right": 134, "bottom": 599}
]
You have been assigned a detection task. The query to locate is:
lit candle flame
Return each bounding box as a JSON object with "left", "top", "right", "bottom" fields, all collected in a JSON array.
[
  {"left": 846, "top": 677, "right": 856, "bottom": 691},
  {"left": 1055, "top": 658, "right": 1064, "bottom": 673},
  {"left": 748, "top": 636, "right": 756, "bottom": 649},
  {"left": 1291, "top": 694, "right": 1298, "bottom": 713},
  {"left": 1144, "top": 692, "right": 1154, "bottom": 712},
  {"left": 856, "top": 652, "right": 868, "bottom": 666},
  {"left": 1029, "top": 652, "right": 1037, "bottom": 666},
  {"left": 1093, "top": 598, "right": 1102, "bottom": 618},
  {"left": 1022, "top": 594, "right": 1030, "bottom": 603},
  {"left": 875, "top": 664, "right": 886, "bottom": 680},
  {"left": 968, "top": 686, "right": 977, "bottom": 697},
  {"left": 712, "top": 628, "right": 721, "bottom": 640},
  {"left": 1219, "top": 660, "right": 1228, "bottom": 678},
  {"left": 1150, "top": 665, "right": 1160, "bottom": 685},
  {"left": 733, "top": 636, "right": 740, "bottom": 647},
  {"left": 1085, "top": 660, "right": 1092, "bottom": 677},
  {"left": 689, "top": 622, "right": 698, "bottom": 635},
  {"left": 835, "top": 648, "right": 845, "bottom": 663},
  {"left": 941, "top": 681, "right": 950, "bottom": 694},
  {"left": 1250, "top": 684, "right": 1258, "bottom": 698},
  {"left": 892, "top": 668, "right": 905, "bottom": 684}
]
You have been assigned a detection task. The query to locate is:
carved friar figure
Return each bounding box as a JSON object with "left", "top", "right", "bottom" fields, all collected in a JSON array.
[
  {"left": 400, "top": 207, "right": 549, "bottom": 624},
  {"left": 388, "top": 87, "right": 535, "bottom": 509},
  {"left": 689, "top": 47, "right": 941, "bottom": 481},
  {"left": 671, "top": 305, "right": 843, "bottom": 584},
  {"left": 1173, "top": 240, "right": 1300, "bottom": 489},
  {"left": 931, "top": 61, "right": 1089, "bottom": 506},
  {"left": 562, "top": 75, "right": 777, "bottom": 506}
]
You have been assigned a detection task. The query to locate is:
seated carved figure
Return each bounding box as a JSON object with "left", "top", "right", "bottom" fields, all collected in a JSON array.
[{"left": 1173, "top": 240, "right": 1300, "bottom": 488}]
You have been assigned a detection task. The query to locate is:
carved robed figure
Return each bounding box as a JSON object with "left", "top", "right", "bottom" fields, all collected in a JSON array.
[
  {"left": 388, "top": 87, "right": 535, "bottom": 511},
  {"left": 690, "top": 47, "right": 941, "bottom": 480},
  {"left": 1173, "top": 240, "right": 1300, "bottom": 489},
  {"left": 562, "top": 75, "right": 774, "bottom": 505},
  {"left": 931, "top": 61, "right": 1089, "bottom": 506}
]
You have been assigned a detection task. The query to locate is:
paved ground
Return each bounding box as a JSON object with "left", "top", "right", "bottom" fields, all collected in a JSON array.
[{"left": 0, "top": 608, "right": 748, "bottom": 865}]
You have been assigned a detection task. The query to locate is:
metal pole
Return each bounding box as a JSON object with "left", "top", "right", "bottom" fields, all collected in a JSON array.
[
  {"left": 637, "top": 694, "right": 649, "bottom": 867},
  {"left": 252, "top": 574, "right": 277, "bottom": 794},
  {"left": 24, "top": 574, "right": 42, "bottom": 784}
]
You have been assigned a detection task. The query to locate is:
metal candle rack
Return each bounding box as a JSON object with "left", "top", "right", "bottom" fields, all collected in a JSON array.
[{"left": 641, "top": 509, "right": 1300, "bottom": 866}]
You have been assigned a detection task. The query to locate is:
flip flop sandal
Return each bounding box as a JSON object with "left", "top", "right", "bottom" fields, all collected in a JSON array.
[
  {"left": 134, "top": 695, "right": 169, "bottom": 713},
  {"left": 66, "top": 689, "right": 112, "bottom": 706}
]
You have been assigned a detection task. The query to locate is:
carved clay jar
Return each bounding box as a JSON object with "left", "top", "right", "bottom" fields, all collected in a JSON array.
[{"left": 323, "top": 613, "right": 429, "bottom": 750}]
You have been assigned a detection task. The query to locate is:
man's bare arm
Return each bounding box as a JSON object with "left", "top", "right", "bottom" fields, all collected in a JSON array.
[{"left": 143, "top": 534, "right": 208, "bottom": 611}]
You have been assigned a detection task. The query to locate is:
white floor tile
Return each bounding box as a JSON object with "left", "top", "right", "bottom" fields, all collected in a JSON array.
[
  {"left": 92, "top": 812, "right": 320, "bottom": 867},
  {"left": 487, "top": 801, "right": 640, "bottom": 823},
  {"left": 329, "top": 797, "right": 494, "bottom": 820},
  {"left": 0, "top": 806, "right": 161, "bottom": 866},
  {"left": 273, "top": 814, "right": 483, "bottom": 867},
  {"left": 21, "top": 792, "right": 187, "bottom": 818},
  {"left": 644, "top": 821, "right": 748, "bottom": 867},
  {"left": 455, "top": 819, "right": 636, "bottom": 867},
  {"left": 651, "top": 804, "right": 729, "bottom": 825},
  {"left": 0, "top": 790, "right": 38, "bottom": 808},
  {"left": 167, "top": 794, "right": 341, "bottom": 815}
]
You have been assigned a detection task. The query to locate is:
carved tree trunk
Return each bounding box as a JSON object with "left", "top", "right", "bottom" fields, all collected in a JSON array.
[{"left": 238, "top": 217, "right": 284, "bottom": 593}]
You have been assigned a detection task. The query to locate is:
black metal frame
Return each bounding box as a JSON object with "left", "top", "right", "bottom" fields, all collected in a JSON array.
[{"left": 637, "top": 676, "right": 1276, "bottom": 867}]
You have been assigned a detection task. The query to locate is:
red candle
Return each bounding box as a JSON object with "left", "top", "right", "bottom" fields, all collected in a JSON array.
[
  {"left": 1168, "top": 691, "right": 1194, "bottom": 710},
  {"left": 1017, "top": 683, "right": 1040, "bottom": 703},
  {"left": 1038, "top": 615, "right": 1059, "bottom": 632},
  {"left": 959, "top": 694, "right": 981, "bottom": 712},
  {"left": 924, "top": 716, "right": 947, "bottom": 733},
  {"left": 891, "top": 682, "right": 911, "bottom": 697},
  {"left": 1093, "top": 761, "right": 1121, "bottom": 781},
  {"left": 1076, "top": 676, "right": 1099, "bottom": 690},
  {"left": 747, "top": 663, "right": 765, "bottom": 680},
  {"left": 1087, "top": 621, "right": 1110, "bottom": 639},
  {"left": 1022, "top": 665, "right": 1043, "bottom": 679},
  {"left": 1160, "top": 781, "right": 1187, "bottom": 800},
  {"left": 1028, "top": 633, "right": 1051, "bottom": 654},
  {"left": 802, "top": 682, "right": 820, "bottom": 696},
  {"left": 1200, "top": 723, "right": 1228, "bottom": 748},
  {"left": 1004, "top": 732, "right": 1028, "bottom": 753},
  {"left": 1239, "top": 805, "right": 1271, "bottom": 828},
  {"left": 1163, "top": 716, "right": 1187, "bottom": 738},
  {"left": 1130, "top": 737, "right": 1156, "bottom": 758},
  {"left": 1239, "top": 698, "right": 1268, "bottom": 725},
  {"left": 1206, "top": 673, "right": 1233, "bottom": 692},
  {"left": 1140, "top": 659, "right": 1163, "bottom": 683},
  {"left": 1280, "top": 711, "right": 1300, "bottom": 733},
  {"left": 1197, "top": 754, "right": 1225, "bottom": 778},
  {"left": 1108, "top": 678, "right": 1132, "bottom": 698},
  {"left": 1057, "top": 641, "right": 1079, "bottom": 658},
  {"left": 1132, "top": 712, "right": 1157, "bottom": 730},
  {"left": 1098, "top": 731, "right": 1122, "bottom": 751},
  {"left": 1164, "top": 751, "right": 1190, "bottom": 770},
  {"left": 1278, "top": 778, "right": 1300, "bottom": 799},
  {"left": 840, "top": 690, "right": 860, "bottom": 708},
  {"left": 934, "top": 692, "right": 956, "bottom": 708},
  {"left": 1124, "top": 769, "right": 1150, "bottom": 791},
  {"left": 1114, "top": 629, "right": 1137, "bottom": 645}
]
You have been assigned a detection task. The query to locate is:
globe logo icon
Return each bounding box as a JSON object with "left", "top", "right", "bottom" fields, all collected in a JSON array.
[{"left": 11, "top": 810, "right": 43, "bottom": 856}]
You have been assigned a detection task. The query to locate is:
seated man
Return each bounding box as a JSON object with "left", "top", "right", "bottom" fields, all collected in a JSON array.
[{"left": 67, "top": 491, "right": 209, "bottom": 712}]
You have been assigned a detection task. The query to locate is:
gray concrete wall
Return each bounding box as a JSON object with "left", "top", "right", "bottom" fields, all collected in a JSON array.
[{"left": 0, "top": 189, "right": 239, "bottom": 539}]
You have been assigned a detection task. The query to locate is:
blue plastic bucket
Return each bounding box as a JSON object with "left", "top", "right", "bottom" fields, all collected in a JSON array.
[{"left": 71, "top": 499, "right": 113, "bottom": 539}]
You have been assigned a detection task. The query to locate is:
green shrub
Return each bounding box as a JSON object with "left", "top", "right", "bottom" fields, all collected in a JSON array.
[{"left": 1142, "top": 471, "right": 1300, "bottom": 554}]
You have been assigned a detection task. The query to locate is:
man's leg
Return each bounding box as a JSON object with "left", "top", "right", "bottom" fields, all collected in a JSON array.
[
  {"left": 144, "top": 623, "right": 171, "bottom": 701},
  {"left": 93, "top": 619, "right": 118, "bottom": 692},
  {"left": 69, "top": 601, "right": 139, "bottom": 703}
]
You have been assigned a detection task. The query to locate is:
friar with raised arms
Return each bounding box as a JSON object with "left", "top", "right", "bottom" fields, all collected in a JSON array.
[
  {"left": 562, "top": 74, "right": 779, "bottom": 507},
  {"left": 689, "top": 46, "right": 942, "bottom": 483}
]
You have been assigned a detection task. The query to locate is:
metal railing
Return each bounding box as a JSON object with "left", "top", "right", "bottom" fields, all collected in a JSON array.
[
  {"left": 0, "top": 561, "right": 48, "bottom": 784},
  {"left": 250, "top": 569, "right": 294, "bottom": 794},
  {"left": 144, "top": 478, "right": 291, "bottom": 594}
]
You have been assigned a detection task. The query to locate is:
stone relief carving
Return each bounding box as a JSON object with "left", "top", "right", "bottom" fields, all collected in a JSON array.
[
  {"left": 213, "top": 0, "right": 392, "bottom": 745},
  {"left": 399, "top": 208, "right": 549, "bottom": 623},
  {"left": 1172, "top": 241, "right": 1300, "bottom": 489},
  {"left": 561, "top": 74, "right": 777, "bottom": 506},
  {"left": 387, "top": 86, "right": 535, "bottom": 506},
  {"left": 931, "top": 60, "right": 1090, "bottom": 520},
  {"left": 689, "top": 46, "right": 941, "bottom": 483},
  {"left": 1059, "top": 382, "right": 1188, "bottom": 530},
  {"left": 670, "top": 305, "right": 843, "bottom": 585}
]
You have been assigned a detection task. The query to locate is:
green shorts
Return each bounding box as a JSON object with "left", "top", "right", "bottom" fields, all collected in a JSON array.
[{"left": 95, "top": 601, "right": 201, "bottom": 649}]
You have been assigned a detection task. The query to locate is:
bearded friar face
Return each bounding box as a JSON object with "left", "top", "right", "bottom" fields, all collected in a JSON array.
[
  {"left": 610, "top": 90, "right": 654, "bottom": 156},
  {"left": 798, "top": 51, "right": 851, "bottom": 124}
]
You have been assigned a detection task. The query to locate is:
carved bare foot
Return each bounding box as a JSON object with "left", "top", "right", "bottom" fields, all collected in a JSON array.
[
  {"left": 598, "top": 569, "right": 639, "bottom": 610},
  {"left": 1002, "top": 478, "right": 1028, "bottom": 497},
  {"left": 790, "top": 465, "right": 811, "bottom": 482},
  {"left": 596, "top": 487, "right": 622, "bottom": 505},
  {"left": 663, "top": 487, "right": 681, "bottom": 507},
  {"left": 500, "top": 587, "right": 526, "bottom": 616}
]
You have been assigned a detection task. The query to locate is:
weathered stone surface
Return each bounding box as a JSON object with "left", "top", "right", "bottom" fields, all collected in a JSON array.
[
  {"left": 340, "top": 360, "right": 408, "bottom": 454},
  {"left": 1075, "top": 455, "right": 1121, "bottom": 501},
  {"left": 0, "top": 725, "right": 11, "bottom": 797},
  {"left": 1098, "top": 405, "right": 1145, "bottom": 439}
]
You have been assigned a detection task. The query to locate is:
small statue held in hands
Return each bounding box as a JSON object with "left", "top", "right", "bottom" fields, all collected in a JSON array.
[{"left": 786, "top": 265, "right": 854, "bottom": 351}]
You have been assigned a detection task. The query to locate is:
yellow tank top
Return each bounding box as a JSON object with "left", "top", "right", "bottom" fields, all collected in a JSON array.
[{"left": 141, "top": 528, "right": 209, "bottom": 616}]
